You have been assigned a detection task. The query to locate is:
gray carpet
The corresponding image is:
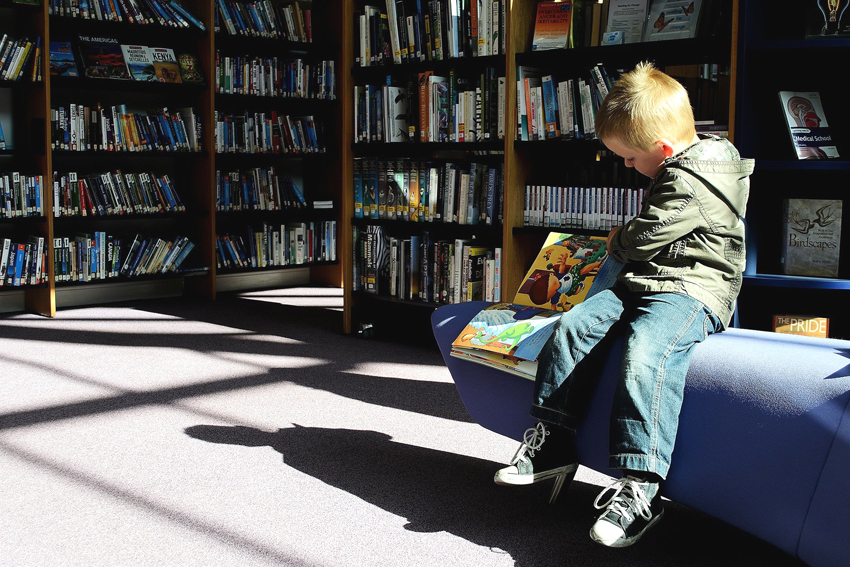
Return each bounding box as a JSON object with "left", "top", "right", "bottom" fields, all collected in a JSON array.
[{"left": 0, "top": 287, "right": 806, "bottom": 566}]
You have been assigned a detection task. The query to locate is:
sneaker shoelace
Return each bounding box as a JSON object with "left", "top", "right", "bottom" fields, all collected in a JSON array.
[
  {"left": 510, "top": 422, "right": 548, "bottom": 465},
  {"left": 593, "top": 477, "right": 653, "bottom": 524}
]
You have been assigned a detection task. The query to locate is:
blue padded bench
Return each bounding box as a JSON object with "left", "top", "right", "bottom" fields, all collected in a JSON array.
[{"left": 432, "top": 301, "right": 850, "bottom": 567}]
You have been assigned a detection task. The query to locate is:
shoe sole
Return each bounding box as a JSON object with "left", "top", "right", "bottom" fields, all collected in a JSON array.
[
  {"left": 493, "top": 463, "right": 578, "bottom": 486},
  {"left": 589, "top": 508, "right": 665, "bottom": 548}
]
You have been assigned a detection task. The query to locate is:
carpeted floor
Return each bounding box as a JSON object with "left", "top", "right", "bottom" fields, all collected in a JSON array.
[{"left": 0, "top": 287, "right": 806, "bottom": 566}]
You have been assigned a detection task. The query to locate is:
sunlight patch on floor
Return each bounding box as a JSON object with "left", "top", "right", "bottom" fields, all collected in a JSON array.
[
  {"left": 230, "top": 334, "right": 307, "bottom": 345},
  {"left": 0, "top": 317, "right": 254, "bottom": 336},
  {"left": 341, "top": 361, "right": 451, "bottom": 380},
  {"left": 238, "top": 287, "right": 343, "bottom": 310}
]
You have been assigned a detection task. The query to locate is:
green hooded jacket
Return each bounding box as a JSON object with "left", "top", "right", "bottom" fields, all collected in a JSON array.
[{"left": 607, "top": 134, "right": 755, "bottom": 328}]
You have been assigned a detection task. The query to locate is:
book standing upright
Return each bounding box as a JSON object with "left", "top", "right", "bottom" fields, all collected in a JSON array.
[
  {"left": 778, "top": 91, "right": 839, "bottom": 160},
  {"left": 781, "top": 198, "right": 843, "bottom": 278}
]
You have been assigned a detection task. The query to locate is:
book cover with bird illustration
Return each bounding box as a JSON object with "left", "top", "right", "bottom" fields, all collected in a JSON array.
[{"left": 781, "top": 198, "right": 842, "bottom": 278}]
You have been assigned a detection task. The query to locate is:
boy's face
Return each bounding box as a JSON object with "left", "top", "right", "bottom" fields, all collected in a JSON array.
[{"left": 601, "top": 137, "right": 671, "bottom": 179}]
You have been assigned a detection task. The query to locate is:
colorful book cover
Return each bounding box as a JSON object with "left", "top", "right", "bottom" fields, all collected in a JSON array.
[
  {"left": 148, "top": 47, "right": 182, "bottom": 83},
  {"left": 531, "top": 1, "right": 573, "bottom": 51},
  {"left": 450, "top": 232, "right": 623, "bottom": 378},
  {"left": 121, "top": 45, "right": 156, "bottom": 81},
  {"left": 778, "top": 91, "right": 839, "bottom": 160},
  {"left": 452, "top": 303, "right": 562, "bottom": 359},
  {"left": 781, "top": 198, "right": 842, "bottom": 278},
  {"left": 76, "top": 35, "right": 130, "bottom": 80},
  {"left": 177, "top": 52, "right": 204, "bottom": 83},
  {"left": 49, "top": 41, "right": 78, "bottom": 77},
  {"left": 514, "top": 233, "right": 611, "bottom": 311},
  {"left": 773, "top": 315, "right": 830, "bottom": 338}
]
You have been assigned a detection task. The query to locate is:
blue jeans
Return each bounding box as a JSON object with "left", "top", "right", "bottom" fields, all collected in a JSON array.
[{"left": 532, "top": 287, "right": 722, "bottom": 479}]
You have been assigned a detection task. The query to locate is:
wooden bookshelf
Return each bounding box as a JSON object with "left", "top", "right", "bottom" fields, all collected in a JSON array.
[
  {"left": 339, "top": 0, "right": 737, "bottom": 336},
  {"left": 1, "top": 0, "right": 53, "bottom": 314},
  {"left": 0, "top": 0, "right": 342, "bottom": 316}
]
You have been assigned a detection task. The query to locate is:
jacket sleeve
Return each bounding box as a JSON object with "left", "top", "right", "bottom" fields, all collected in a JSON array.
[{"left": 608, "top": 170, "right": 701, "bottom": 263}]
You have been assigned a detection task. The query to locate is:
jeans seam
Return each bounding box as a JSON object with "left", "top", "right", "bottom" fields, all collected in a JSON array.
[
  {"left": 576, "top": 315, "right": 621, "bottom": 353},
  {"left": 650, "top": 300, "right": 703, "bottom": 467},
  {"left": 538, "top": 317, "right": 619, "bottom": 415}
]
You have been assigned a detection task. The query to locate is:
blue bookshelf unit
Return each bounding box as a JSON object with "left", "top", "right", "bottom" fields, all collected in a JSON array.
[{"left": 734, "top": 0, "right": 850, "bottom": 338}]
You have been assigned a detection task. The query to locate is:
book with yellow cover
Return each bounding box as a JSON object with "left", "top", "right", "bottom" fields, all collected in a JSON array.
[
  {"left": 773, "top": 315, "right": 830, "bottom": 338},
  {"left": 450, "top": 233, "right": 622, "bottom": 379}
]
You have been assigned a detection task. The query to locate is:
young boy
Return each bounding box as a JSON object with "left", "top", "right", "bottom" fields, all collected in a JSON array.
[{"left": 494, "top": 62, "right": 754, "bottom": 548}]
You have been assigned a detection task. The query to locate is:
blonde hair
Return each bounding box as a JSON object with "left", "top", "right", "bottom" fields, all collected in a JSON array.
[{"left": 595, "top": 61, "right": 695, "bottom": 152}]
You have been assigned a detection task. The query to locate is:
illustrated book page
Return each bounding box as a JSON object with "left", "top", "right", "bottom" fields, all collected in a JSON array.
[{"left": 450, "top": 232, "right": 624, "bottom": 378}]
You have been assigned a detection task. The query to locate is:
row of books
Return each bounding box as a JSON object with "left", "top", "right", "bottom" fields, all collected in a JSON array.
[
  {"left": 215, "top": 220, "right": 337, "bottom": 269},
  {"left": 355, "top": 0, "right": 505, "bottom": 67},
  {"left": 214, "top": 111, "right": 324, "bottom": 154},
  {"left": 517, "top": 64, "right": 612, "bottom": 142},
  {"left": 49, "top": 38, "right": 203, "bottom": 84},
  {"left": 122, "top": 45, "right": 202, "bottom": 83},
  {"left": 354, "top": 157, "right": 503, "bottom": 226},
  {"left": 0, "top": 34, "right": 41, "bottom": 82},
  {"left": 0, "top": 121, "right": 5, "bottom": 150},
  {"left": 215, "top": 54, "right": 336, "bottom": 99},
  {"left": 53, "top": 171, "right": 185, "bottom": 217},
  {"left": 424, "top": 68, "right": 504, "bottom": 143},
  {"left": 354, "top": 84, "right": 410, "bottom": 143},
  {"left": 53, "top": 233, "right": 195, "bottom": 282},
  {"left": 353, "top": 224, "right": 501, "bottom": 304},
  {"left": 1, "top": 173, "right": 45, "bottom": 218},
  {"left": 354, "top": 68, "right": 505, "bottom": 145},
  {"left": 523, "top": 184, "right": 647, "bottom": 231},
  {"left": 0, "top": 237, "right": 47, "bottom": 287},
  {"left": 214, "top": 0, "right": 310, "bottom": 41},
  {"left": 51, "top": 104, "right": 202, "bottom": 153},
  {"left": 215, "top": 168, "right": 307, "bottom": 212},
  {"left": 48, "top": 0, "right": 205, "bottom": 29}
]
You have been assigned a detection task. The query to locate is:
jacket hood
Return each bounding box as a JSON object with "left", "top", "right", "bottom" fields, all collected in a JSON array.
[{"left": 663, "top": 135, "right": 755, "bottom": 218}]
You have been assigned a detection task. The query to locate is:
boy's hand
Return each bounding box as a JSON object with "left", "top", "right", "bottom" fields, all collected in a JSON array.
[{"left": 607, "top": 226, "right": 622, "bottom": 249}]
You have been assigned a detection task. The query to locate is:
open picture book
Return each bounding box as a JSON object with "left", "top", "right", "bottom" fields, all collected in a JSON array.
[{"left": 450, "top": 233, "right": 623, "bottom": 379}]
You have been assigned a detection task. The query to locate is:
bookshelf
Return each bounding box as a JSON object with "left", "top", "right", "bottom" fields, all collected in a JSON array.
[
  {"left": 212, "top": 1, "right": 341, "bottom": 284},
  {"left": 505, "top": 1, "right": 734, "bottom": 296},
  {"left": 49, "top": 8, "right": 214, "bottom": 300},
  {"left": 0, "top": 0, "right": 52, "bottom": 314},
  {"left": 340, "top": 0, "right": 736, "bottom": 336},
  {"left": 734, "top": 1, "right": 850, "bottom": 338},
  {"left": 342, "top": 0, "right": 508, "bottom": 334},
  {"left": 0, "top": 0, "right": 342, "bottom": 316}
]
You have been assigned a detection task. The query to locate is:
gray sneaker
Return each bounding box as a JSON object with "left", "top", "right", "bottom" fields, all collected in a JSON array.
[
  {"left": 493, "top": 422, "right": 577, "bottom": 503},
  {"left": 590, "top": 475, "right": 665, "bottom": 547}
]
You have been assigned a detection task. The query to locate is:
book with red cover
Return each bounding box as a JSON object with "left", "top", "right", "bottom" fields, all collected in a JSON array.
[{"left": 531, "top": 1, "right": 573, "bottom": 51}]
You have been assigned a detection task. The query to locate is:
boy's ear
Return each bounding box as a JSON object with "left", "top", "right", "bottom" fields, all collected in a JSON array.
[{"left": 656, "top": 139, "right": 675, "bottom": 157}]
